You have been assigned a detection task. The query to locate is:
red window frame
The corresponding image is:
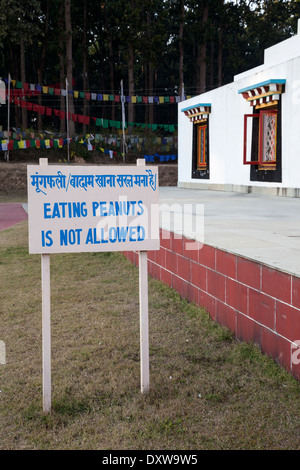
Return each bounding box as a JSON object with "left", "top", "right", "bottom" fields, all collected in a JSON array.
[
  {"left": 243, "top": 114, "right": 259, "bottom": 165},
  {"left": 243, "top": 110, "right": 278, "bottom": 166}
]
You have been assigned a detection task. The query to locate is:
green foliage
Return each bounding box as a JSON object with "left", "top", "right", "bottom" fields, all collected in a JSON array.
[{"left": 0, "top": 0, "right": 299, "bottom": 132}]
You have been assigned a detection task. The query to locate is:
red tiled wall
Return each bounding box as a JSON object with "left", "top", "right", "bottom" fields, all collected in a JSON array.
[{"left": 123, "top": 229, "right": 300, "bottom": 381}]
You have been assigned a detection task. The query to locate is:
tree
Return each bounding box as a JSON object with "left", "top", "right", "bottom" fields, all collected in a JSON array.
[{"left": 65, "top": 0, "right": 75, "bottom": 137}]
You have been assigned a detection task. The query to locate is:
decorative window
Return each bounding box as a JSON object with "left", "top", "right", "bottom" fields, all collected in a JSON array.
[
  {"left": 259, "top": 109, "right": 277, "bottom": 166},
  {"left": 181, "top": 103, "right": 211, "bottom": 179},
  {"left": 243, "top": 108, "right": 277, "bottom": 168},
  {"left": 239, "top": 80, "right": 285, "bottom": 183},
  {"left": 197, "top": 123, "right": 207, "bottom": 169}
]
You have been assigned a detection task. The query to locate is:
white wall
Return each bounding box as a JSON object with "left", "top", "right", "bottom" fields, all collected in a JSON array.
[{"left": 178, "top": 21, "right": 300, "bottom": 195}]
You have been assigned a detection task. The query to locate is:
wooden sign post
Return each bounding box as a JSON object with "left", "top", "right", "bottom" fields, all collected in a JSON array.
[
  {"left": 40, "top": 158, "right": 51, "bottom": 413},
  {"left": 137, "top": 159, "right": 149, "bottom": 393},
  {"left": 27, "top": 158, "right": 159, "bottom": 412}
]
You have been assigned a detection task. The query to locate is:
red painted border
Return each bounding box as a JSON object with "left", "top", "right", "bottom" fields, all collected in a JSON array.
[{"left": 123, "top": 228, "right": 300, "bottom": 381}]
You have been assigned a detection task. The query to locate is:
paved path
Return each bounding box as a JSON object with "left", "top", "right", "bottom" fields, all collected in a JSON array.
[
  {"left": 0, "top": 203, "right": 28, "bottom": 231},
  {"left": 159, "top": 187, "right": 300, "bottom": 277},
  {"left": 1, "top": 188, "right": 300, "bottom": 277}
]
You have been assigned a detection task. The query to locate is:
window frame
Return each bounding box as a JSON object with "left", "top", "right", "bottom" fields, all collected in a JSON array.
[
  {"left": 197, "top": 122, "right": 208, "bottom": 169},
  {"left": 192, "top": 118, "right": 210, "bottom": 180},
  {"left": 243, "top": 114, "right": 260, "bottom": 165},
  {"left": 258, "top": 109, "right": 278, "bottom": 166},
  {"left": 243, "top": 108, "right": 278, "bottom": 167}
]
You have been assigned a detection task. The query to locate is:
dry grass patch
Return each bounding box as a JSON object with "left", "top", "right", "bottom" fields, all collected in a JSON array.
[{"left": 0, "top": 221, "right": 299, "bottom": 450}]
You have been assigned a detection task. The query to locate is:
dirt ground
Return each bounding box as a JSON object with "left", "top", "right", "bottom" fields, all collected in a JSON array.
[{"left": 0, "top": 154, "right": 178, "bottom": 200}]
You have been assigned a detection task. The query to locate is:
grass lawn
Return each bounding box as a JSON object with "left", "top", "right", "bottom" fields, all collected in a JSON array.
[{"left": 0, "top": 220, "right": 299, "bottom": 450}]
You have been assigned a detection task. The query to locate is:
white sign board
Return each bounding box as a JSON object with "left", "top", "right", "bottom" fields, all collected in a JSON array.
[{"left": 27, "top": 164, "right": 160, "bottom": 254}]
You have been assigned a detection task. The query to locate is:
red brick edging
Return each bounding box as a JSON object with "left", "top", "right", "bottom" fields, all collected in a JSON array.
[{"left": 123, "top": 228, "right": 300, "bottom": 381}]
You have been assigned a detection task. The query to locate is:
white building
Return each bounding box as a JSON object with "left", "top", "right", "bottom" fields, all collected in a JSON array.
[{"left": 178, "top": 19, "right": 300, "bottom": 197}]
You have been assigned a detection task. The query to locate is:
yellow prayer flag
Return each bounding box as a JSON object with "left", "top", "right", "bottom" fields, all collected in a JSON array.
[{"left": 42, "top": 86, "right": 48, "bottom": 94}]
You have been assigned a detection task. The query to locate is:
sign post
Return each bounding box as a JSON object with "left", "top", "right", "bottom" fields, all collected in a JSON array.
[
  {"left": 27, "top": 158, "right": 159, "bottom": 412},
  {"left": 137, "top": 159, "right": 149, "bottom": 393},
  {"left": 39, "top": 158, "right": 51, "bottom": 413}
]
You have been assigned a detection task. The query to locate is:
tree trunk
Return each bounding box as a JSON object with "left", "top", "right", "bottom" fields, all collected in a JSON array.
[
  {"left": 108, "top": 35, "right": 115, "bottom": 122},
  {"left": 217, "top": 26, "right": 223, "bottom": 87},
  {"left": 128, "top": 41, "right": 135, "bottom": 127},
  {"left": 82, "top": 0, "right": 89, "bottom": 134},
  {"left": 20, "top": 39, "right": 28, "bottom": 131},
  {"left": 179, "top": 0, "right": 185, "bottom": 100},
  {"left": 59, "top": 0, "right": 66, "bottom": 135},
  {"left": 196, "top": 4, "right": 209, "bottom": 95},
  {"left": 37, "top": 0, "right": 50, "bottom": 132},
  {"left": 10, "top": 45, "right": 20, "bottom": 128},
  {"left": 144, "top": 62, "right": 148, "bottom": 125},
  {"left": 209, "top": 29, "right": 215, "bottom": 91},
  {"left": 65, "top": 0, "right": 75, "bottom": 137},
  {"left": 148, "top": 66, "right": 154, "bottom": 125}
]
